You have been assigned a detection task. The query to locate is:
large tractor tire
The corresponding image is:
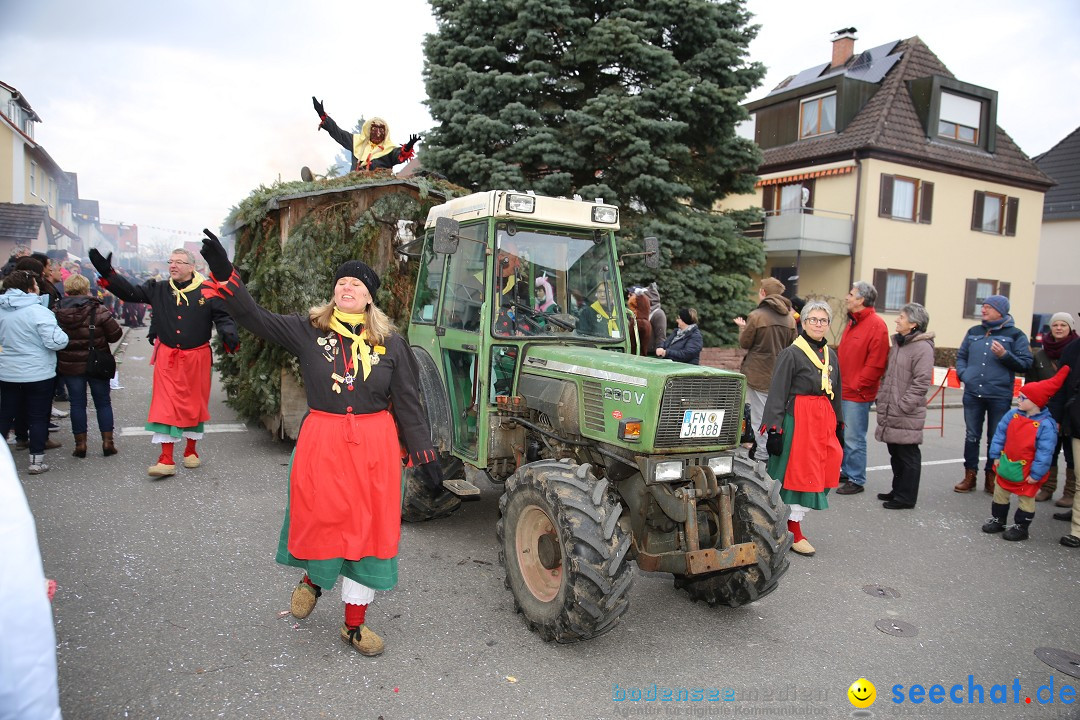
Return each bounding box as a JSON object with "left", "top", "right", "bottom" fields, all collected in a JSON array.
[
  {"left": 674, "top": 455, "right": 791, "bottom": 607},
  {"left": 401, "top": 455, "right": 464, "bottom": 523},
  {"left": 497, "top": 460, "right": 632, "bottom": 643}
]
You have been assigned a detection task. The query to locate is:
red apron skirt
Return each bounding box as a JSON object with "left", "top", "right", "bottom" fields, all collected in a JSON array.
[
  {"left": 148, "top": 342, "right": 212, "bottom": 428},
  {"left": 287, "top": 409, "right": 402, "bottom": 561},
  {"left": 782, "top": 394, "right": 843, "bottom": 493}
]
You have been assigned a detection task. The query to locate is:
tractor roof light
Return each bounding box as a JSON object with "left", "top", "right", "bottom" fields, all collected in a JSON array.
[
  {"left": 507, "top": 194, "right": 536, "bottom": 213},
  {"left": 591, "top": 205, "right": 618, "bottom": 224}
]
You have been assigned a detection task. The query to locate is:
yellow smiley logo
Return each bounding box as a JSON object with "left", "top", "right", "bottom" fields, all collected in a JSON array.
[{"left": 847, "top": 678, "right": 876, "bottom": 708}]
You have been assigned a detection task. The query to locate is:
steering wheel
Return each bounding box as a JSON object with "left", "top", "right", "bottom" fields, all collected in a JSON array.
[{"left": 511, "top": 302, "right": 576, "bottom": 330}]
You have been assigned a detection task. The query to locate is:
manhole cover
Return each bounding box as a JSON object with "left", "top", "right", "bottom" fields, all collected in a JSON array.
[
  {"left": 875, "top": 619, "right": 917, "bottom": 637},
  {"left": 1034, "top": 647, "right": 1080, "bottom": 679},
  {"left": 862, "top": 584, "right": 900, "bottom": 599}
]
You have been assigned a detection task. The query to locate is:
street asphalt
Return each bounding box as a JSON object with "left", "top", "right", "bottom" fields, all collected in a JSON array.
[{"left": 16, "top": 325, "right": 1080, "bottom": 720}]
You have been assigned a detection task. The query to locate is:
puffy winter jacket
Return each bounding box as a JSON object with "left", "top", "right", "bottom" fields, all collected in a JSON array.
[
  {"left": 837, "top": 306, "right": 890, "bottom": 402},
  {"left": 660, "top": 324, "right": 703, "bottom": 365},
  {"left": 739, "top": 294, "right": 796, "bottom": 391},
  {"left": 54, "top": 296, "right": 123, "bottom": 377},
  {"left": 0, "top": 289, "right": 68, "bottom": 382},
  {"left": 874, "top": 331, "right": 935, "bottom": 445},
  {"left": 955, "top": 316, "right": 1032, "bottom": 399}
]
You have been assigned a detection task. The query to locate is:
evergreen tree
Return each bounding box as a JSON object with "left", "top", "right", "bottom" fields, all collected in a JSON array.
[{"left": 422, "top": 0, "right": 766, "bottom": 345}]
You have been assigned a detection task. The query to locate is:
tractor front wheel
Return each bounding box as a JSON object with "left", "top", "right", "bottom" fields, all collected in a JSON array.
[{"left": 497, "top": 460, "right": 632, "bottom": 643}]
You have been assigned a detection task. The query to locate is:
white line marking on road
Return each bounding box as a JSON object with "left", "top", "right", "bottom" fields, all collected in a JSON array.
[
  {"left": 119, "top": 423, "right": 249, "bottom": 437},
  {"left": 868, "top": 457, "right": 985, "bottom": 472}
]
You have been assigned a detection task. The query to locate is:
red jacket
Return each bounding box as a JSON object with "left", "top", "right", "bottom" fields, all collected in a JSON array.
[{"left": 837, "top": 306, "right": 890, "bottom": 402}]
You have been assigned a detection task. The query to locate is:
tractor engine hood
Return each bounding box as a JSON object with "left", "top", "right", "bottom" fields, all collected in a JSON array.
[{"left": 519, "top": 345, "right": 746, "bottom": 452}]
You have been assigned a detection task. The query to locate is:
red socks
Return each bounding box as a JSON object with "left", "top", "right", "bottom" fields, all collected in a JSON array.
[
  {"left": 301, "top": 574, "right": 318, "bottom": 589},
  {"left": 158, "top": 442, "right": 175, "bottom": 465},
  {"left": 787, "top": 519, "right": 805, "bottom": 543},
  {"left": 344, "top": 602, "right": 368, "bottom": 628},
  {"left": 184, "top": 438, "right": 198, "bottom": 458}
]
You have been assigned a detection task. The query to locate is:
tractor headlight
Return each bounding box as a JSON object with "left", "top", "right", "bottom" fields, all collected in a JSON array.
[
  {"left": 707, "top": 456, "right": 734, "bottom": 477},
  {"left": 507, "top": 194, "right": 535, "bottom": 213},
  {"left": 591, "top": 205, "right": 618, "bottom": 224},
  {"left": 655, "top": 460, "right": 683, "bottom": 482}
]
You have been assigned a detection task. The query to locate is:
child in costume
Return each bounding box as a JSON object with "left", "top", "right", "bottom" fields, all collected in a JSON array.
[{"left": 982, "top": 365, "right": 1070, "bottom": 541}]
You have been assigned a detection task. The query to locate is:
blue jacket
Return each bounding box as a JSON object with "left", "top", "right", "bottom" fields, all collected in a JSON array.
[
  {"left": 955, "top": 316, "right": 1032, "bottom": 399},
  {"left": 660, "top": 324, "right": 703, "bottom": 365},
  {"left": 0, "top": 290, "right": 69, "bottom": 382},
  {"left": 989, "top": 407, "right": 1058, "bottom": 482}
]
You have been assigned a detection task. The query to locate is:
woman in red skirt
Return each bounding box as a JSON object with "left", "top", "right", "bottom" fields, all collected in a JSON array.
[
  {"left": 198, "top": 231, "right": 448, "bottom": 656},
  {"left": 762, "top": 299, "right": 844, "bottom": 557}
]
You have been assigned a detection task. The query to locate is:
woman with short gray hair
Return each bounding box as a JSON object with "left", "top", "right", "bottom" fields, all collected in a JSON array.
[{"left": 874, "top": 303, "right": 935, "bottom": 509}]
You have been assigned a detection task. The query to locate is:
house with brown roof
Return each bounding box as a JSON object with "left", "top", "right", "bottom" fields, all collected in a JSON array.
[
  {"left": 1033, "top": 127, "right": 1080, "bottom": 322},
  {"left": 720, "top": 31, "right": 1054, "bottom": 345}
]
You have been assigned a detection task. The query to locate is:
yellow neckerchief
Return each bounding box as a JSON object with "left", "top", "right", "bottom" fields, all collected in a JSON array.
[
  {"left": 169, "top": 271, "right": 206, "bottom": 306},
  {"left": 590, "top": 301, "right": 618, "bottom": 336},
  {"left": 793, "top": 335, "right": 834, "bottom": 399},
  {"left": 329, "top": 310, "right": 374, "bottom": 382},
  {"left": 501, "top": 274, "right": 515, "bottom": 295},
  {"left": 352, "top": 117, "right": 396, "bottom": 167}
]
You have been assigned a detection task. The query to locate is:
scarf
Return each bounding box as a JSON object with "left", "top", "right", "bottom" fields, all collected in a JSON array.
[
  {"left": 351, "top": 117, "right": 396, "bottom": 168},
  {"left": 1042, "top": 332, "right": 1077, "bottom": 361},
  {"left": 982, "top": 315, "right": 1009, "bottom": 332},
  {"left": 590, "top": 301, "right": 618, "bottom": 336},
  {"left": 793, "top": 333, "right": 834, "bottom": 399},
  {"left": 329, "top": 309, "right": 374, "bottom": 382},
  {"left": 169, "top": 272, "right": 206, "bottom": 306}
]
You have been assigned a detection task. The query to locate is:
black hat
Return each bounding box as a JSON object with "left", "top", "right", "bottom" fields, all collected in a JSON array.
[{"left": 334, "top": 260, "right": 380, "bottom": 296}]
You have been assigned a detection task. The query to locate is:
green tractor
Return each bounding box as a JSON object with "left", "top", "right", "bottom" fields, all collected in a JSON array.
[{"left": 401, "top": 190, "right": 791, "bottom": 642}]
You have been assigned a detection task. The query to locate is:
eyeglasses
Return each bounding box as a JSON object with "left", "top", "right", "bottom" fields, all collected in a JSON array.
[
  {"left": 804, "top": 317, "right": 830, "bottom": 326},
  {"left": 167, "top": 261, "right": 192, "bottom": 266}
]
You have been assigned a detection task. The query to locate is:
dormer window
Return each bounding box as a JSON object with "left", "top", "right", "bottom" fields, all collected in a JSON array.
[
  {"left": 800, "top": 92, "right": 836, "bottom": 139},
  {"left": 938, "top": 91, "right": 981, "bottom": 144}
]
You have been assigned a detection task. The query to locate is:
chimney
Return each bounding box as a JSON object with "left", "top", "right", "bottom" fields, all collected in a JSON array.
[{"left": 831, "top": 28, "right": 857, "bottom": 68}]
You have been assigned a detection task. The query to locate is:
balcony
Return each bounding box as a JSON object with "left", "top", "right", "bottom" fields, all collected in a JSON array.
[{"left": 750, "top": 208, "right": 853, "bottom": 257}]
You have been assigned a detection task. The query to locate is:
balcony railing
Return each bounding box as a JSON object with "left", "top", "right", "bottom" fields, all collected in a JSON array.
[{"left": 749, "top": 207, "right": 854, "bottom": 257}]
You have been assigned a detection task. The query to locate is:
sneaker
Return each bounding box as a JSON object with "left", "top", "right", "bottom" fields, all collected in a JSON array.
[
  {"left": 836, "top": 481, "right": 865, "bottom": 495},
  {"left": 982, "top": 517, "right": 1007, "bottom": 534},
  {"left": 48, "top": 422, "right": 60, "bottom": 433},
  {"left": 28, "top": 460, "right": 50, "bottom": 475},
  {"left": 1002, "top": 524, "right": 1029, "bottom": 541},
  {"left": 290, "top": 581, "right": 321, "bottom": 619},
  {"left": 51, "top": 407, "right": 69, "bottom": 419},
  {"left": 339, "top": 623, "right": 385, "bottom": 656}
]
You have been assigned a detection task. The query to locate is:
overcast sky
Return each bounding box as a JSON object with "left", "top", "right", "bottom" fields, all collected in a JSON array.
[{"left": 2, "top": 0, "right": 1077, "bottom": 249}]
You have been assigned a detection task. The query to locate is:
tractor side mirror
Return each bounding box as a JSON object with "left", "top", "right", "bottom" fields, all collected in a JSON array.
[
  {"left": 433, "top": 217, "right": 461, "bottom": 255},
  {"left": 644, "top": 236, "right": 659, "bottom": 269}
]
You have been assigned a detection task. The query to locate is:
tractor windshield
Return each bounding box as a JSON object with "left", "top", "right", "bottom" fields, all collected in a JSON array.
[{"left": 493, "top": 227, "right": 624, "bottom": 341}]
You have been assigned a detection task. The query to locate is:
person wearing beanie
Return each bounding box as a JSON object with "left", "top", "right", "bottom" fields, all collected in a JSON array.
[
  {"left": 656, "top": 307, "right": 703, "bottom": 364},
  {"left": 734, "top": 278, "right": 797, "bottom": 462},
  {"left": 954, "top": 294, "right": 1033, "bottom": 494},
  {"left": 88, "top": 245, "right": 239, "bottom": 476},
  {"left": 197, "top": 231, "right": 452, "bottom": 657},
  {"left": 1026, "top": 311, "right": 1078, "bottom": 504},
  {"left": 981, "top": 366, "right": 1069, "bottom": 541}
]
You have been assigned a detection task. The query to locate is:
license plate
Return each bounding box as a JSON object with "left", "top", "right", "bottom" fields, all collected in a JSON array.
[{"left": 680, "top": 409, "right": 725, "bottom": 439}]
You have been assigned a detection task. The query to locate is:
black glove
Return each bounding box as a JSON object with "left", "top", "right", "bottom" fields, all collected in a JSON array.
[
  {"left": 404, "top": 133, "right": 420, "bottom": 152},
  {"left": 223, "top": 338, "right": 240, "bottom": 354},
  {"left": 766, "top": 430, "right": 784, "bottom": 457},
  {"left": 836, "top": 424, "right": 845, "bottom": 451},
  {"left": 419, "top": 460, "right": 445, "bottom": 494},
  {"left": 312, "top": 96, "right": 325, "bottom": 118},
  {"left": 200, "top": 229, "right": 233, "bottom": 281},
  {"left": 89, "top": 248, "right": 114, "bottom": 278}
]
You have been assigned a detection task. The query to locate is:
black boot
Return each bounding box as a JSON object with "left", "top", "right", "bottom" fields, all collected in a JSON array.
[
  {"left": 1003, "top": 510, "right": 1034, "bottom": 541},
  {"left": 982, "top": 503, "right": 1010, "bottom": 533}
]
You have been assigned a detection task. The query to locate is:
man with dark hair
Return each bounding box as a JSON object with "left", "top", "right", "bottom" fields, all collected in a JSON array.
[
  {"left": 836, "top": 281, "right": 890, "bottom": 495},
  {"left": 89, "top": 246, "right": 239, "bottom": 478}
]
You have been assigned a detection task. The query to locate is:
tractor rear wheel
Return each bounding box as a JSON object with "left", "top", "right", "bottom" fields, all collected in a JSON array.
[
  {"left": 497, "top": 460, "right": 632, "bottom": 642},
  {"left": 674, "top": 455, "right": 791, "bottom": 606}
]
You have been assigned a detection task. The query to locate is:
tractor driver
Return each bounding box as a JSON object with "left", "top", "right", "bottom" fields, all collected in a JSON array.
[{"left": 576, "top": 280, "right": 620, "bottom": 338}]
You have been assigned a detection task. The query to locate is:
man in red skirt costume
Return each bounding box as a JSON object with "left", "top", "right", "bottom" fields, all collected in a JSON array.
[{"left": 89, "top": 247, "right": 238, "bottom": 477}]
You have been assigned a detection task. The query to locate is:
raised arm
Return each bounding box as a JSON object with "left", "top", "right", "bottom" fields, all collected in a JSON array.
[
  {"left": 312, "top": 96, "right": 354, "bottom": 154},
  {"left": 88, "top": 249, "right": 151, "bottom": 304}
]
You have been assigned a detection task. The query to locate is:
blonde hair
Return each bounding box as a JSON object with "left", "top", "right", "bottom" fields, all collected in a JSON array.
[
  {"left": 64, "top": 273, "right": 91, "bottom": 296},
  {"left": 308, "top": 300, "right": 395, "bottom": 346}
]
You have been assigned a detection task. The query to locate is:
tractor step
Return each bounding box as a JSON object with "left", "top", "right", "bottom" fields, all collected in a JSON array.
[{"left": 443, "top": 477, "right": 482, "bottom": 497}]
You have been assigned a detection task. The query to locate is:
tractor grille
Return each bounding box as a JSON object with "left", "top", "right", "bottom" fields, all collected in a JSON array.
[
  {"left": 582, "top": 380, "right": 606, "bottom": 433},
  {"left": 655, "top": 376, "right": 742, "bottom": 448}
]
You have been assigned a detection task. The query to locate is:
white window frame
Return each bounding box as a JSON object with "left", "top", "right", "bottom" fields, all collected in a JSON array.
[{"left": 29, "top": 162, "right": 37, "bottom": 197}]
